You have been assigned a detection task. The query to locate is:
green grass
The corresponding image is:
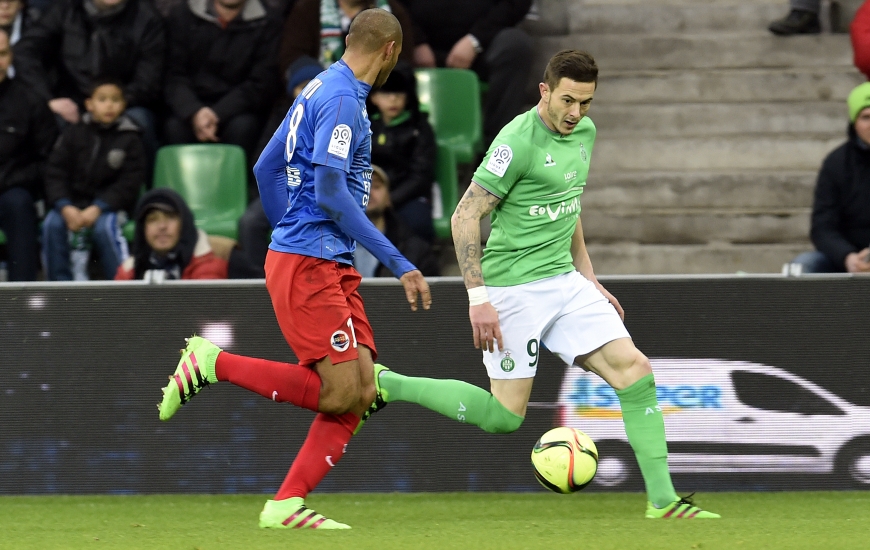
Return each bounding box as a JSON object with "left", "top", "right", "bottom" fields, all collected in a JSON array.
[{"left": 0, "top": 492, "right": 867, "bottom": 549}]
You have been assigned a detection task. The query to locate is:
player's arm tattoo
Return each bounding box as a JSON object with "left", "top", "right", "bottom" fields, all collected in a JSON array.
[{"left": 451, "top": 182, "right": 501, "bottom": 288}]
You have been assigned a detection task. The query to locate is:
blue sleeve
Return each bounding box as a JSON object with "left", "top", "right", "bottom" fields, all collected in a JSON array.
[
  {"left": 312, "top": 95, "right": 358, "bottom": 172},
  {"left": 314, "top": 164, "right": 417, "bottom": 278},
  {"left": 253, "top": 135, "right": 288, "bottom": 228}
]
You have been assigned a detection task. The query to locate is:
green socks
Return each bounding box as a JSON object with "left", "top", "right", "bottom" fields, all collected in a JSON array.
[
  {"left": 378, "top": 371, "right": 524, "bottom": 434},
  {"left": 616, "top": 374, "right": 678, "bottom": 507}
]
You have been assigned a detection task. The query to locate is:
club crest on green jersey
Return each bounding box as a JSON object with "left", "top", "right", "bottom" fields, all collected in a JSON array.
[
  {"left": 579, "top": 143, "right": 588, "bottom": 163},
  {"left": 486, "top": 144, "right": 513, "bottom": 177}
]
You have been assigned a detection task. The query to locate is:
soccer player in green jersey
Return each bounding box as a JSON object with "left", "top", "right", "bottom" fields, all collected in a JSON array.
[{"left": 375, "top": 49, "right": 720, "bottom": 519}]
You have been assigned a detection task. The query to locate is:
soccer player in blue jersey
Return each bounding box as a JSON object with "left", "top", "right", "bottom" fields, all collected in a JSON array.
[{"left": 157, "top": 9, "right": 430, "bottom": 530}]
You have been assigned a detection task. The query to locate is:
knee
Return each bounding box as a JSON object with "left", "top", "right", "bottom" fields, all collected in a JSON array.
[
  {"left": 0, "top": 187, "right": 35, "bottom": 212},
  {"left": 318, "top": 380, "right": 360, "bottom": 415},
  {"left": 43, "top": 210, "right": 66, "bottom": 233}
]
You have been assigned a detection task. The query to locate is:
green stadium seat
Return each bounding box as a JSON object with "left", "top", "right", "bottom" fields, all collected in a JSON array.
[
  {"left": 151, "top": 144, "right": 248, "bottom": 240},
  {"left": 432, "top": 143, "right": 459, "bottom": 240},
  {"left": 0, "top": 229, "right": 5, "bottom": 246},
  {"left": 415, "top": 68, "right": 484, "bottom": 164}
]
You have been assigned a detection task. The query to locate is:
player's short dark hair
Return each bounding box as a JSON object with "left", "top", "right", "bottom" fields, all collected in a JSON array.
[
  {"left": 543, "top": 50, "right": 598, "bottom": 91},
  {"left": 347, "top": 8, "right": 402, "bottom": 54},
  {"left": 88, "top": 76, "right": 126, "bottom": 98}
]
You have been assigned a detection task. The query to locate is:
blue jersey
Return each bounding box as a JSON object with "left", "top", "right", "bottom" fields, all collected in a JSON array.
[{"left": 265, "top": 60, "right": 373, "bottom": 264}]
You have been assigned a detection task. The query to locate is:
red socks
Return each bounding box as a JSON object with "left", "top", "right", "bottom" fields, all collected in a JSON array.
[
  {"left": 214, "top": 351, "right": 321, "bottom": 412},
  {"left": 274, "top": 411, "right": 360, "bottom": 500},
  {"left": 214, "top": 352, "right": 359, "bottom": 500}
]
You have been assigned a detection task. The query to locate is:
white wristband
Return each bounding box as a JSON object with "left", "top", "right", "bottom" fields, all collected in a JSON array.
[{"left": 467, "top": 286, "right": 490, "bottom": 306}]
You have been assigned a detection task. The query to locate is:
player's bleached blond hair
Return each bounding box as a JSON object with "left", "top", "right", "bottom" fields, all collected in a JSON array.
[{"left": 543, "top": 50, "right": 598, "bottom": 91}]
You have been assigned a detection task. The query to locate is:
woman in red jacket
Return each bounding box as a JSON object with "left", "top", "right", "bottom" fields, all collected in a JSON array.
[{"left": 115, "top": 188, "right": 227, "bottom": 281}]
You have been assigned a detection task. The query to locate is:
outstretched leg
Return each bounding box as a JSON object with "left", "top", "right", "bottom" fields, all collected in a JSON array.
[{"left": 375, "top": 367, "right": 525, "bottom": 433}]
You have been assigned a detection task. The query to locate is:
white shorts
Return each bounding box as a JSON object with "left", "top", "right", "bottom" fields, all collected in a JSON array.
[{"left": 483, "top": 271, "right": 630, "bottom": 380}]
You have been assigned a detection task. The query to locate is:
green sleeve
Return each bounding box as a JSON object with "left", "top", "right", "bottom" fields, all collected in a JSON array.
[{"left": 471, "top": 133, "right": 529, "bottom": 198}]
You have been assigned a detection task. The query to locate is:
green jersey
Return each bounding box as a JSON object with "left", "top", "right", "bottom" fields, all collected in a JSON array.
[{"left": 472, "top": 107, "right": 595, "bottom": 286}]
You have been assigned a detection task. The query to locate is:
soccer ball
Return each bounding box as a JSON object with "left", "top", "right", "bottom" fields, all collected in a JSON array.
[{"left": 531, "top": 427, "right": 599, "bottom": 493}]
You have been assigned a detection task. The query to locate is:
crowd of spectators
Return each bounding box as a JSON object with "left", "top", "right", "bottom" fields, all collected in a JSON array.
[{"left": 0, "top": 0, "right": 536, "bottom": 282}]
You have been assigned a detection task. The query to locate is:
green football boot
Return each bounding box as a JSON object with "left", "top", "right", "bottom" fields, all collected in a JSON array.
[
  {"left": 646, "top": 493, "right": 720, "bottom": 519},
  {"left": 157, "top": 336, "right": 221, "bottom": 421},
  {"left": 353, "top": 363, "right": 390, "bottom": 435},
  {"left": 259, "top": 498, "right": 351, "bottom": 529}
]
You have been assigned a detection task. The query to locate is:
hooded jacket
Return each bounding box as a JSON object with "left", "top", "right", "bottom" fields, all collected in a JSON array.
[
  {"left": 164, "top": 0, "right": 281, "bottom": 122},
  {"left": 810, "top": 124, "right": 870, "bottom": 267},
  {"left": 44, "top": 113, "right": 145, "bottom": 212},
  {"left": 368, "top": 62, "right": 436, "bottom": 209},
  {"left": 12, "top": 0, "right": 166, "bottom": 107},
  {"left": 115, "top": 188, "right": 228, "bottom": 280}
]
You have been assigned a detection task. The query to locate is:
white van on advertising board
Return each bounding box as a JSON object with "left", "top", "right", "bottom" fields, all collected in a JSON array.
[{"left": 556, "top": 359, "right": 870, "bottom": 489}]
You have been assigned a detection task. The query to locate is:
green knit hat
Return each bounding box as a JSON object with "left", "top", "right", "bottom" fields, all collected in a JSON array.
[{"left": 847, "top": 82, "right": 870, "bottom": 123}]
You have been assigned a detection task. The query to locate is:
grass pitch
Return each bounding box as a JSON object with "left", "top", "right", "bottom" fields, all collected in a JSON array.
[{"left": 1, "top": 491, "right": 867, "bottom": 550}]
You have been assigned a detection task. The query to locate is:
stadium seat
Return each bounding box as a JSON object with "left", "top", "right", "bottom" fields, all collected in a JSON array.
[
  {"left": 432, "top": 143, "right": 459, "bottom": 240},
  {"left": 415, "top": 68, "right": 484, "bottom": 164},
  {"left": 0, "top": 229, "right": 5, "bottom": 246},
  {"left": 151, "top": 144, "right": 248, "bottom": 240}
]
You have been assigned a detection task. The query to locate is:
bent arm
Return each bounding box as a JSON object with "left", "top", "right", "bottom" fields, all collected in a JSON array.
[
  {"left": 571, "top": 217, "right": 597, "bottom": 283},
  {"left": 314, "top": 164, "right": 416, "bottom": 278},
  {"left": 451, "top": 182, "right": 501, "bottom": 289}
]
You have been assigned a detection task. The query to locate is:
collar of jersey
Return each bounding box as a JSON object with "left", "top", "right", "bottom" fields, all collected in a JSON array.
[
  {"left": 333, "top": 59, "right": 372, "bottom": 96},
  {"left": 534, "top": 105, "right": 564, "bottom": 137}
]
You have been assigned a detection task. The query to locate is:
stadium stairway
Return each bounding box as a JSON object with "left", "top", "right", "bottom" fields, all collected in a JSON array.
[{"left": 515, "top": 0, "right": 866, "bottom": 274}]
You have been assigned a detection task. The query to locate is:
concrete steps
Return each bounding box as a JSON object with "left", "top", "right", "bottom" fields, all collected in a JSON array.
[
  {"left": 597, "top": 67, "right": 863, "bottom": 104},
  {"left": 536, "top": 34, "right": 852, "bottom": 71},
  {"left": 590, "top": 102, "right": 846, "bottom": 137},
  {"left": 567, "top": 2, "right": 785, "bottom": 34},
  {"left": 585, "top": 243, "right": 812, "bottom": 275},
  {"left": 591, "top": 134, "right": 843, "bottom": 171}
]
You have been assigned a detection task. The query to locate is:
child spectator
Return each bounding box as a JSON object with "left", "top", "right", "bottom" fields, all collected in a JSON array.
[
  {"left": 354, "top": 164, "right": 439, "bottom": 277},
  {"left": 43, "top": 77, "right": 145, "bottom": 280},
  {"left": 368, "top": 61, "right": 437, "bottom": 242},
  {"left": 115, "top": 188, "right": 228, "bottom": 281}
]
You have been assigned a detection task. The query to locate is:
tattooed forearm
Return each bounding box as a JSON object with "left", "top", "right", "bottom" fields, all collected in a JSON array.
[{"left": 451, "top": 183, "right": 501, "bottom": 289}]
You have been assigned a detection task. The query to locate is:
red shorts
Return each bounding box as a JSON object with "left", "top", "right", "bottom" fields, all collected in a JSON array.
[{"left": 265, "top": 250, "right": 376, "bottom": 366}]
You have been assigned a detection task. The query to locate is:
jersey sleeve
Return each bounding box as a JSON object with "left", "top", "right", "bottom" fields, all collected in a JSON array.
[
  {"left": 470, "top": 133, "right": 529, "bottom": 198},
  {"left": 311, "top": 94, "right": 360, "bottom": 172}
]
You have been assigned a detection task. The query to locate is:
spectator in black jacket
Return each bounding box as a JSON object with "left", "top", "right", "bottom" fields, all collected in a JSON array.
[
  {"left": 163, "top": 0, "right": 281, "bottom": 180},
  {"left": 354, "top": 165, "right": 439, "bottom": 277},
  {"left": 400, "top": 0, "right": 533, "bottom": 144},
  {"left": 42, "top": 78, "right": 145, "bottom": 280},
  {"left": 12, "top": 0, "right": 165, "bottom": 159},
  {"left": 791, "top": 82, "right": 870, "bottom": 274},
  {"left": 0, "top": 28, "right": 58, "bottom": 281},
  {"left": 368, "top": 61, "right": 436, "bottom": 241},
  {"left": 1, "top": 0, "right": 29, "bottom": 49}
]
